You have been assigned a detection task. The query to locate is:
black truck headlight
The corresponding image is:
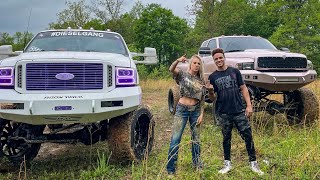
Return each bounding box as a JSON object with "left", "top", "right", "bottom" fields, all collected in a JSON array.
[
  {"left": 236, "top": 62, "right": 254, "bottom": 70},
  {"left": 307, "top": 61, "right": 313, "bottom": 70}
]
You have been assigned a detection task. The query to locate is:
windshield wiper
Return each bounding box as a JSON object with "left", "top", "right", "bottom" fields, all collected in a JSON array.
[
  {"left": 85, "top": 50, "right": 99, "bottom": 52},
  {"left": 26, "top": 49, "right": 46, "bottom": 52},
  {"left": 225, "top": 49, "right": 244, "bottom": 53},
  {"left": 47, "top": 49, "right": 67, "bottom": 51}
]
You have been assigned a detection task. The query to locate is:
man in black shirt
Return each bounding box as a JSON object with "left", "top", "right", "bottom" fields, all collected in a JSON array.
[{"left": 208, "top": 48, "right": 264, "bottom": 175}]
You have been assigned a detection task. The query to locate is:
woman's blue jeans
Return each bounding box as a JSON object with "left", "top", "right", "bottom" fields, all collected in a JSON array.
[{"left": 167, "top": 103, "right": 201, "bottom": 173}]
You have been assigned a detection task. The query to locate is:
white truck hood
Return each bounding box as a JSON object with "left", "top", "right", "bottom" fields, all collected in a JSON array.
[
  {"left": 225, "top": 49, "right": 307, "bottom": 59},
  {"left": 201, "top": 49, "right": 308, "bottom": 63},
  {"left": 0, "top": 51, "right": 132, "bottom": 67}
]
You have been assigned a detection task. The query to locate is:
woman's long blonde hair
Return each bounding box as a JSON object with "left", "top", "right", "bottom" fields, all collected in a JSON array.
[{"left": 187, "top": 55, "right": 205, "bottom": 82}]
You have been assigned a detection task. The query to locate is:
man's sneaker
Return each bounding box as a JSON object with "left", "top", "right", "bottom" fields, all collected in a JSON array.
[
  {"left": 193, "top": 161, "right": 204, "bottom": 171},
  {"left": 218, "top": 160, "right": 232, "bottom": 174},
  {"left": 167, "top": 171, "right": 175, "bottom": 179},
  {"left": 250, "top": 161, "right": 264, "bottom": 175}
]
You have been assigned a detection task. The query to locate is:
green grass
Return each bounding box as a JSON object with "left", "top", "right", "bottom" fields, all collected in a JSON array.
[{"left": 0, "top": 79, "right": 319, "bottom": 179}]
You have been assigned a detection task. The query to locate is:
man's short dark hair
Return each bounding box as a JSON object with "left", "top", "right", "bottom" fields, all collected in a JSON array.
[{"left": 211, "top": 48, "right": 225, "bottom": 57}]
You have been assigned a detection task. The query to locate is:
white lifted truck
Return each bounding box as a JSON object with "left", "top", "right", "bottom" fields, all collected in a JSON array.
[
  {"left": 0, "top": 29, "right": 157, "bottom": 167},
  {"left": 168, "top": 35, "right": 319, "bottom": 125}
]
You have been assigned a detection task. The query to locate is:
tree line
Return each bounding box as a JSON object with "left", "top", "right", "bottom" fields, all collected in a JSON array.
[{"left": 1, "top": 0, "right": 320, "bottom": 76}]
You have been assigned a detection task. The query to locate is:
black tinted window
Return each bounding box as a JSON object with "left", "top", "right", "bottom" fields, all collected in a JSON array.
[
  {"left": 219, "top": 37, "right": 277, "bottom": 52},
  {"left": 208, "top": 39, "right": 217, "bottom": 49}
]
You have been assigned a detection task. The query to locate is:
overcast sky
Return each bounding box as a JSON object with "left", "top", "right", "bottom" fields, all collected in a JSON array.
[{"left": 0, "top": 0, "right": 193, "bottom": 35}]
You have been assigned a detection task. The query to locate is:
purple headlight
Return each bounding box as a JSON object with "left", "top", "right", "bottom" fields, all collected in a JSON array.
[
  {"left": 116, "top": 67, "right": 136, "bottom": 86},
  {"left": 0, "top": 67, "right": 14, "bottom": 87},
  {"left": 0, "top": 67, "right": 13, "bottom": 77}
]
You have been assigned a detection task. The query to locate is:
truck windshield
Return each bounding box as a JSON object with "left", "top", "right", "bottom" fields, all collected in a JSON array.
[
  {"left": 219, "top": 37, "right": 277, "bottom": 52},
  {"left": 25, "top": 31, "right": 128, "bottom": 56}
]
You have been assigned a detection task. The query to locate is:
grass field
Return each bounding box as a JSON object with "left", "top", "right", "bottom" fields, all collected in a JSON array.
[{"left": 0, "top": 79, "right": 319, "bottom": 179}]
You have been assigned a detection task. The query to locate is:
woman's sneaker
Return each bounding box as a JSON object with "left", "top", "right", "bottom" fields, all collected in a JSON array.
[
  {"left": 250, "top": 161, "right": 264, "bottom": 175},
  {"left": 218, "top": 160, "right": 232, "bottom": 174}
]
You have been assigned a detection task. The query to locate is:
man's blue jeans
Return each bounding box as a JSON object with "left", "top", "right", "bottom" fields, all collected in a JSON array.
[{"left": 167, "top": 103, "right": 201, "bottom": 173}]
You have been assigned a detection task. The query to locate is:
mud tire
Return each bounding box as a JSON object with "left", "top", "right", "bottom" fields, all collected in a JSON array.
[
  {"left": 0, "top": 119, "right": 44, "bottom": 170},
  {"left": 107, "top": 105, "right": 155, "bottom": 163},
  {"left": 285, "top": 87, "right": 319, "bottom": 125},
  {"left": 168, "top": 85, "right": 180, "bottom": 115}
]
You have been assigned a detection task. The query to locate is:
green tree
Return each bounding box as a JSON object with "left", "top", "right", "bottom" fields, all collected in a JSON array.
[
  {"left": 83, "top": 19, "right": 107, "bottom": 30},
  {"left": 189, "top": 0, "right": 257, "bottom": 54},
  {"left": 105, "top": 14, "right": 135, "bottom": 44},
  {"left": 189, "top": 0, "right": 217, "bottom": 39},
  {"left": 269, "top": 0, "right": 320, "bottom": 74},
  {"left": 90, "top": 0, "right": 127, "bottom": 24},
  {"left": 105, "top": 1, "right": 145, "bottom": 44},
  {"left": 0, "top": 32, "right": 14, "bottom": 45},
  {"left": 49, "top": 0, "right": 91, "bottom": 29},
  {"left": 12, "top": 32, "right": 33, "bottom": 51},
  {"left": 192, "top": 0, "right": 258, "bottom": 36},
  {"left": 134, "top": 3, "right": 189, "bottom": 65},
  {"left": 248, "top": 0, "right": 281, "bottom": 38},
  {"left": 189, "top": 0, "right": 281, "bottom": 46},
  {"left": 129, "top": 0, "right": 144, "bottom": 19},
  {"left": 48, "top": 0, "right": 141, "bottom": 46},
  {"left": 184, "top": 28, "right": 206, "bottom": 55}
]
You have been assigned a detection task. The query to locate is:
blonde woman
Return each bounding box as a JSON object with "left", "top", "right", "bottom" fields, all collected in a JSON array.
[{"left": 167, "top": 54, "right": 206, "bottom": 176}]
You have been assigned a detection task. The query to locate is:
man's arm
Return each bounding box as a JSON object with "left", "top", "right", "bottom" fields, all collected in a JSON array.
[
  {"left": 206, "top": 75, "right": 216, "bottom": 102},
  {"left": 240, "top": 84, "right": 253, "bottom": 118}
]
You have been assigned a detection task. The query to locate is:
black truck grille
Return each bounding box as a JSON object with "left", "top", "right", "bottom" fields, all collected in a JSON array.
[{"left": 257, "top": 57, "right": 307, "bottom": 69}]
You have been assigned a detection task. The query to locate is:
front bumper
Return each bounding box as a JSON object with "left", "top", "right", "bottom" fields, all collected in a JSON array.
[
  {"left": 241, "top": 70, "right": 317, "bottom": 91},
  {"left": 0, "top": 87, "right": 142, "bottom": 124}
]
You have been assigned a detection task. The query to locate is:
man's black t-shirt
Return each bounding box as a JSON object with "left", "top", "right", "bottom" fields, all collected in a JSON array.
[{"left": 209, "top": 67, "right": 245, "bottom": 114}]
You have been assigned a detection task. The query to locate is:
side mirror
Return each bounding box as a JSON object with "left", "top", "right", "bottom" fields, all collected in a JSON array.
[
  {"left": 198, "top": 47, "right": 211, "bottom": 57},
  {"left": 0, "top": 45, "right": 22, "bottom": 60},
  {"left": 279, "top": 47, "right": 290, "bottom": 52},
  {"left": 0, "top": 45, "right": 13, "bottom": 55},
  {"left": 0, "top": 45, "right": 13, "bottom": 60},
  {"left": 132, "top": 47, "right": 158, "bottom": 65}
]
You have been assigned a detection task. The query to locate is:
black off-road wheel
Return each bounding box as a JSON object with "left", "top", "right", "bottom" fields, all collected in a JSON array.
[
  {"left": 168, "top": 86, "right": 180, "bottom": 115},
  {"left": 0, "top": 119, "right": 45, "bottom": 170},
  {"left": 107, "top": 105, "right": 155, "bottom": 163},
  {"left": 284, "top": 87, "right": 319, "bottom": 125}
]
